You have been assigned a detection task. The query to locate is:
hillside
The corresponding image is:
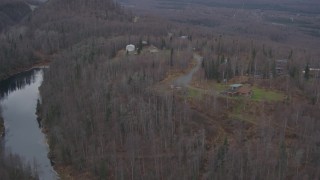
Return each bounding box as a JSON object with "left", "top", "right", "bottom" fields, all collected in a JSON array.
[
  {"left": 0, "top": 0, "right": 42, "bottom": 80},
  {"left": 36, "top": 0, "right": 320, "bottom": 180},
  {"left": 0, "top": 1, "right": 32, "bottom": 32}
]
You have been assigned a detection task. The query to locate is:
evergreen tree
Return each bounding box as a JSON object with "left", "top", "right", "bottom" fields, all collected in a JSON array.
[
  {"left": 161, "top": 38, "right": 166, "bottom": 49},
  {"left": 110, "top": 43, "right": 116, "bottom": 58},
  {"left": 304, "top": 63, "right": 310, "bottom": 80},
  {"left": 137, "top": 38, "right": 142, "bottom": 54},
  {"left": 277, "top": 141, "right": 287, "bottom": 180},
  {"left": 214, "top": 137, "right": 229, "bottom": 171},
  {"left": 226, "top": 58, "right": 233, "bottom": 80},
  {"left": 170, "top": 48, "right": 174, "bottom": 67}
]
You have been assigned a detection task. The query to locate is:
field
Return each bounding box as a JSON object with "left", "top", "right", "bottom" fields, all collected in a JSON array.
[
  {"left": 251, "top": 86, "right": 285, "bottom": 101},
  {"left": 178, "top": 62, "right": 286, "bottom": 102}
]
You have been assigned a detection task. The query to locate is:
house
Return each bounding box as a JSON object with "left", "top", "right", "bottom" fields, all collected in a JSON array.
[
  {"left": 126, "top": 44, "right": 135, "bottom": 53},
  {"left": 230, "top": 84, "right": 243, "bottom": 90},
  {"left": 303, "top": 68, "right": 320, "bottom": 78},
  {"left": 226, "top": 84, "right": 252, "bottom": 97},
  {"left": 275, "top": 59, "right": 288, "bottom": 75},
  {"left": 227, "top": 84, "right": 243, "bottom": 96},
  {"left": 310, "top": 68, "right": 320, "bottom": 78}
]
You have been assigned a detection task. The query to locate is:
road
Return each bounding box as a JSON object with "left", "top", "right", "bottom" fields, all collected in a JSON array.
[{"left": 173, "top": 53, "right": 203, "bottom": 87}]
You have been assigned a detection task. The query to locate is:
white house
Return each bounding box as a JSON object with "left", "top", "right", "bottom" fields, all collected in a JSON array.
[{"left": 126, "top": 44, "right": 135, "bottom": 52}]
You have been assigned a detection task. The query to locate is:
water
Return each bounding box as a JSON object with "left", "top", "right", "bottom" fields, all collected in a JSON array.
[{"left": 0, "top": 68, "right": 58, "bottom": 180}]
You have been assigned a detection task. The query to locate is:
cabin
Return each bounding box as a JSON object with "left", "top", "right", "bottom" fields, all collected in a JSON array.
[
  {"left": 310, "top": 68, "right": 320, "bottom": 78},
  {"left": 226, "top": 84, "right": 252, "bottom": 97}
]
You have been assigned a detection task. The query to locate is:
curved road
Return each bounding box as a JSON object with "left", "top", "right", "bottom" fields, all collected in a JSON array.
[{"left": 173, "top": 54, "right": 203, "bottom": 87}]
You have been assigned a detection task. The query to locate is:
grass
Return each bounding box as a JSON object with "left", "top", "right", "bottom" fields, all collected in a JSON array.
[
  {"left": 214, "top": 83, "right": 228, "bottom": 92},
  {"left": 229, "top": 113, "right": 257, "bottom": 124},
  {"left": 229, "top": 99, "right": 257, "bottom": 124},
  {"left": 187, "top": 87, "right": 202, "bottom": 98},
  {"left": 214, "top": 83, "right": 285, "bottom": 102},
  {"left": 251, "top": 86, "right": 285, "bottom": 102}
]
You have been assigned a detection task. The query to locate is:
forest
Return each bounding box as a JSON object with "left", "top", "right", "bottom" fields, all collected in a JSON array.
[
  {"left": 0, "top": 0, "right": 40, "bottom": 80},
  {"left": 0, "top": 0, "right": 320, "bottom": 179}
]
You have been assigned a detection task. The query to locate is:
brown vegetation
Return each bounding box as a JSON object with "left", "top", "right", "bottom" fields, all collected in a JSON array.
[
  {"left": 38, "top": 0, "right": 320, "bottom": 179},
  {"left": 1, "top": 0, "right": 320, "bottom": 179}
]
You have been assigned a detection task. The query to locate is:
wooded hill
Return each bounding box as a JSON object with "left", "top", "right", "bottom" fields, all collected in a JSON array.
[{"left": 0, "top": 0, "right": 32, "bottom": 32}]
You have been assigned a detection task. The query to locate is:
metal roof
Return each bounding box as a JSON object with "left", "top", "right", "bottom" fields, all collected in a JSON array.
[{"left": 230, "top": 84, "right": 243, "bottom": 88}]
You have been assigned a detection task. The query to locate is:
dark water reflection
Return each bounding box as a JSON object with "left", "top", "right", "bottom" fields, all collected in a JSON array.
[
  {"left": 0, "top": 68, "right": 58, "bottom": 180},
  {"left": 0, "top": 69, "right": 40, "bottom": 99}
]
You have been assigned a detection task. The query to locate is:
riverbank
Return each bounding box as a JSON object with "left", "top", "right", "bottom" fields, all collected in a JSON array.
[
  {"left": 0, "top": 60, "right": 51, "bottom": 82},
  {"left": 41, "top": 120, "right": 96, "bottom": 179},
  {"left": 0, "top": 50, "right": 52, "bottom": 81}
]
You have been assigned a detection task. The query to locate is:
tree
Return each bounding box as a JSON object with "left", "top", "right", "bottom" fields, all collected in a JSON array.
[
  {"left": 170, "top": 48, "right": 174, "bottom": 67},
  {"left": 214, "top": 137, "right": 229, "bottom": 171},
  {"left": 137, "top": 38, "right": 142, "bottom": 54},
  {"left": 277, "top": 141, "right": 287, "bottom": 180},
  {"left": 161, "top": 38, "right": 166, "bottom": 49},
  {"left": 110, "top": 43, "right": 116, "bottom": 58},
  {"left": 304, "top": 63, "right": 310, "bottom": 80}
]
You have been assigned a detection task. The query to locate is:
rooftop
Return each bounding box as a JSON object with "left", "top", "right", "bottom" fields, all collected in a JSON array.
[
  {"left": 230, "top": 84, "right": 243, "bottom": 88},
  {"left": 238, "top": 86, "right": 252, "bottom": 94}
]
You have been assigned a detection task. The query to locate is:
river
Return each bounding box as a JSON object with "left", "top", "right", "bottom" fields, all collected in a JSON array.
[{"left": 0, "top": 68, "right": 58, "bottom": 180}]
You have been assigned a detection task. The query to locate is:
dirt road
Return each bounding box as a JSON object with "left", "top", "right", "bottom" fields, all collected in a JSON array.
[{"left": 173, "top": 53, "right": 203, "bottom": 87}]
